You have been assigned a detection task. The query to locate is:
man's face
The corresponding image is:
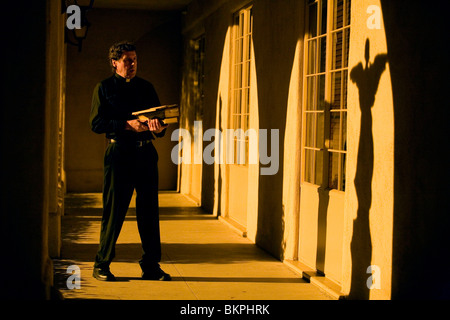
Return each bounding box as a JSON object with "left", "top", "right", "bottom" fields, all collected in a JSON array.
[{"left": 112, "top": 50, "right": 137, "bottom": 79}]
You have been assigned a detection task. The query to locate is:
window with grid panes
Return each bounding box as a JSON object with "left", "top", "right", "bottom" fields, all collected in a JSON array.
[
  {"left": 230, "top": 6, "right": 253, "bottom": 165},
  {"left": 303, "top": 0, "right": 350, "bottom": 191}
]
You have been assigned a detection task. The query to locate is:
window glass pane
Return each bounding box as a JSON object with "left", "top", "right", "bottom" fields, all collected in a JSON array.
[
  {"left": 342, "top": 70, "right": 348, "bottom": 109},
  {"left": 246, "top": 35, "right": 252, "bottom": 61},
  {"left": 320, "top": 0, "right": 328, "bottom": 35},
  {"left": 234, "top": 89, "right": 241, "bottom": 114},
  {"left": 235, "top": 63, "right": 242, "bottom": 89},
  {"left": 332, "top": 31, "right": 343, "bottom": 70},
  {"left": 319, "top": 36, "right": 326, "bottom": 73},
  {"left": 328, "top": 152, "right": 339, "bottom": 189},
  {"left": 305, "top": 113, "right": 315, "bottom": 147},
  {"left": 306, "top": 76, "right": 316, "bottom": 110},
  {"left": 309, "top": 2, "right": 317, "bottom": 38},
  {"left": 248, "top": 9, "right": 253, "bottom": 33},
  {"left": 307, "top": 39, "right": 317, "bottom": 74},
  {"left": 244, "top": 110, "right": 249, "bottom": 132},
  {"left": 244, "top": 88, "right": 250, "bottom": 114},
  {"left": 344, "top": 28, "right": 350, "bottom": 68},
  {"left": 233, "top": 114, "right": 239, "bottom": 130},
  {"left": 238, "top": 37, "right": 243, "bottom": 64},
  {"left": 333, "top": 0, "right": 344, "bottom": 30},
  {"left": 341, "top": 112, "right": 347, "bottom": 151},
  {"left": 316, "top": 112, "right": 324, "bottom": 148},
  {"left": 245, "top": 60, "right": 251, "bottom": 86},
  {"left": 317, "top": 74, "right": 326, "bottom": 110},
  {"left": 331, "top": 71, "right": 341, "bottom": 109},
  {"left": 345, "top": 0, "right": 351, "bottom": 27},
  {"left": 239, "top": 13, "right": 245, "bottom": 36},
  {"left": 329, "top": 111, "right": 341, "bottom": 150},
  {"left": 315, "top": 150, "right": 323, "bottom": 185},
  {"left": 304, "top": 149, "right": 314, "bottom": 183}
]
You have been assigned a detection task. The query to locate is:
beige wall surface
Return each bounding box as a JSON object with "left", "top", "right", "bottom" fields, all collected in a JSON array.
[
  {"left": 65, "top": 9, "right": 181, "bottom": 192},
  {"left": 342, "top": 0, "right": 394, "bottom": 299}
]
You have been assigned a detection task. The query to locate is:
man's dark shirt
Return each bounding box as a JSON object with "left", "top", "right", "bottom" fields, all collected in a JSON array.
[{"left": 90, "top": 73, "right": 165, "bottom": 141}]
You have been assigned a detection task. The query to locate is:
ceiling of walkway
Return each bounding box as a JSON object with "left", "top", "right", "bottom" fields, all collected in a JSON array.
[{"left": 94, "top": 0, "right": 192, "bottom": 10}]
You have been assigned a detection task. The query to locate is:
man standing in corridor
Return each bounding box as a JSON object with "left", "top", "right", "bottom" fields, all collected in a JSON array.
[{"left": 89, "top": 41, "right": 171, "bottom": 281}]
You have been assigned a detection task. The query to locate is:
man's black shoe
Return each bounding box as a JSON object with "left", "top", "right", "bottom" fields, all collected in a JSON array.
[
  {"left": 141, "top": 268, "right": 171, "bottom": 281},
  {"left": 93, "top": 267, "right": 116, "bottom": 281}
]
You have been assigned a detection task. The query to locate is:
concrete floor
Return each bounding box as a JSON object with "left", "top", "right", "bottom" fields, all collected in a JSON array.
[{"left": 52, "top": 192, "right": 333, "bottom": 301}]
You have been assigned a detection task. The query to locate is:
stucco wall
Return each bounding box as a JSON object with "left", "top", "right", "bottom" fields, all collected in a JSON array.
[{"left": 342, "top": 0, "right": 394, "bottom": 299}]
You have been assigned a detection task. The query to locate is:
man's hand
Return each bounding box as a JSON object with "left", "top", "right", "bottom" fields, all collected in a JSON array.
[
  {"left": 146, "top": 118, "right": 168, "bottom": 134},
  {"left": 125, "top": 119, "right": 168, "bottom": 133},
  {"left": 125, "top": 119, "right": 150, "bottom": 132}
]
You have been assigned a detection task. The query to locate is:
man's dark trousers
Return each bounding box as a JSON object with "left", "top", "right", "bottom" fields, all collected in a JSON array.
[{"left": 94, "top": 140, "right": 161, "bottom": 273}]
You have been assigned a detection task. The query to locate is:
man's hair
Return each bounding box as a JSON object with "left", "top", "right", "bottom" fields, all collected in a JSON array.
[{"left": 108, "top": 41, "right": 136, "bottom": 71}]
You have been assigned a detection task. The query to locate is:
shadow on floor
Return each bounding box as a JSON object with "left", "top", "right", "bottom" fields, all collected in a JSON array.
[
  {"left": 62, "top": 242, "right": 275, "bottom": 264},
  {"left": 113, "top": 276, "right": 307, "bottom": 283}
]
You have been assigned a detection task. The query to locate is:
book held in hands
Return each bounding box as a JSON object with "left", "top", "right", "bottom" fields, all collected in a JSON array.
[{"left": 132, "top": 104, "right": 180, "bottom": 124}]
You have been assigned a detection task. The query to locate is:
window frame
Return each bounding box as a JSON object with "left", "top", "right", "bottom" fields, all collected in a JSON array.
[
  {"left": 301, "top": 0, "right": 350, "bottom": 191},
  {"left": 229, "top": 4, "right": 253, "bottom": 166}
]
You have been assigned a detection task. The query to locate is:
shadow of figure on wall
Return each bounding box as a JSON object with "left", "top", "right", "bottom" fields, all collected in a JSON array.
[{"left": 349, "top": 39, "right": 387, "bottom": 299}]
